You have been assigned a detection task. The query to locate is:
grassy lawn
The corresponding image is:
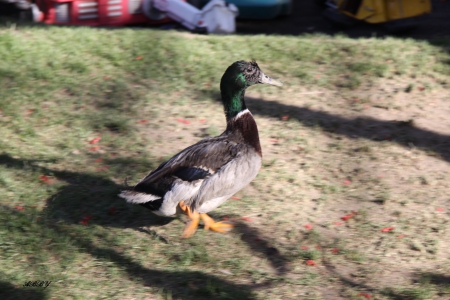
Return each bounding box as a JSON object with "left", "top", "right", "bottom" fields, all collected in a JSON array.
[{"left": 1, "top": 21, "right": 450, "bottom": 299}]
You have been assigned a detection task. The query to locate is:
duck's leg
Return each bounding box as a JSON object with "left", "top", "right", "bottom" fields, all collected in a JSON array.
[
  {"left": 179, "top": 201, "right": 200, "bottom": 238},
  {"left": 200, "top": 213, "right": 234, "bottom": 233}
]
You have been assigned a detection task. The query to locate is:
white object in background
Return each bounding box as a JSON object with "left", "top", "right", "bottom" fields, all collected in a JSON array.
[
  {"left": 143, "top": 0, "right": 238, "bottom": 34},
  {"left": 201, "top": 0, "right": 238, "bottom": 34}
]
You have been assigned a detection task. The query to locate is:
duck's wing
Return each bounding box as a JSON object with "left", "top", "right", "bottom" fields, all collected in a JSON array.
[{"left": 119, "top": 136, "right": 240, "bottom": 205}]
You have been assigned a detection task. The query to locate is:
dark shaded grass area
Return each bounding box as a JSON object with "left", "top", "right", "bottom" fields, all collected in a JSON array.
[
  {"left": 3, "top": 150, "right": 448, "bottom": 299},
  {"left": 0, "top": 154, "right": 258, "bottom": 299}
]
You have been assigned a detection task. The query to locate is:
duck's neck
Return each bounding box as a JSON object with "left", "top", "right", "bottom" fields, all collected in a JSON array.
[
  {"left": 221, "top": 86, "right": 262, "bottom": 156},
  {"left": 221, "top": 84, "right": 247, "bottom": 122}
]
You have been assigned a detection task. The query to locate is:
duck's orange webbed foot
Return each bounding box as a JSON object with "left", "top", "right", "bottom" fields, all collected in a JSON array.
[
  {"left": 200, "top": 213, "right": 234, "bottom": 233},
  {"left": 179, "top": 201, "right": 200, "bottom": 238}
]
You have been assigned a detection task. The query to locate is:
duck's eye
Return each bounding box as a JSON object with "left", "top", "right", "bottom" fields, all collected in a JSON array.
[{"left": 246, "top": 68, "right": 252, "bottom": 73}]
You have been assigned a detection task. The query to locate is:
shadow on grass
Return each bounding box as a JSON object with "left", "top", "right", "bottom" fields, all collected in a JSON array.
[
  {"left": 216, "top": 95, "right": 450, "bottom": 163},
  {"left": 0, "top": 153, "right": 269, "bottom": 299},
  {"left": 0, "top": 279, "right": 48, "bottom": 300},
  {"left": 320, "top": 255, "right": 450, "bottom": 299},
  {"left": 235, "top": 221, "right": 289, "bottom": 276},
  {"left": 200, "top": 89, "right": 450, "bottom": 163}
]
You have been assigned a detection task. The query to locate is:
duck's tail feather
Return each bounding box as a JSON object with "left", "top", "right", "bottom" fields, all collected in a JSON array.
[{"left": 119, "top": 190, "right": 161, "bottom": 204}]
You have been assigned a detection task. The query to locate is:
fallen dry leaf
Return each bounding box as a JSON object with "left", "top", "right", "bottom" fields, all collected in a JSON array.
[
  {"left": 80, "top": 215, "right": 92, "bottom": 225},
  {"left": 341, "top": 212, "right": 356, "bottom": 221},
  {"left": 343, "top": 179, "right": 351, "bottom": 186},
  {"left": 381, "top": 227, "right": 395, "bottom": 233},
  {"left": 177, "top": 118, "right": 190, "bottom": 125},
  {"left": 108, "top": 206, "right": 119, "bottom": 215},
  {"left": 39, "top": 175, "right": 52, "bottom": 184},
  {"left": 305, "top": 259, "right": 316, "bottom": 266},
  {"left": 281, "top": 114, "right": 290, "bottom": 121},
  {"left": 89, "top": 137, "right": 101, "bottom": 144},
  {"left": 95, "top": 166, "right": 110, "bottom": 172}
]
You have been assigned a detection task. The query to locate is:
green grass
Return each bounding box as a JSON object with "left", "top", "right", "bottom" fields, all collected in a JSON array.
[{"left": 1, "top": 21, "right": 450, "bottom": 299}]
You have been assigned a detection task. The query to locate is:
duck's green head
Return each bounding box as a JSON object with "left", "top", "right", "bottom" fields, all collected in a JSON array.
[{"left": 221, "top": 60, "right": 282, "bottom": 120}]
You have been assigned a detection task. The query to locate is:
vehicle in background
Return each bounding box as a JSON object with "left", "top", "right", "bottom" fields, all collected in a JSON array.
[
  {"left": 191, "top": 0, "right": 292, "bottom": 19},
  {"left": 318, "top": 0, "right": 432, "bottom": 32}
]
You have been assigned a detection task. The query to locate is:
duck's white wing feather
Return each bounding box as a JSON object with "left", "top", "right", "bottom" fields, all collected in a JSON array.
[{"left": 193, "top": 145, "right": 261, "bottom": 212}]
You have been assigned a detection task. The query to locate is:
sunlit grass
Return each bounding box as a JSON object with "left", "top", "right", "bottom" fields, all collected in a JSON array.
[{"left": 1, "top": 21, "right": 449, "bottom": 299}]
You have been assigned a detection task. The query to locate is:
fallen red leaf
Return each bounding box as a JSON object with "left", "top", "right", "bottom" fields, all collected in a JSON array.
[
  {"left": 80, "top": 215, "right": 92, "bottom": 225},
  {"left": 135, "top": 56, "right": 143, "bottom": 60},
  {"left": 397, "top": 234, "right": 406, "bottom": 239},
  {"left": 333, "top": 221, "right": 343, "bottom": 226},
  {"left": 270, "top": 139, "right": 280, "bottom": 143},
  {"left": 281, "top": 114, "right": 290, "bottom": 121},
  {"left": 138, "top": 120, "right": 148, "bottom": 124},
  {"left": 89, "top": 137, "right": 101, "bottom": 144},
  {"left": 301, "top": 246, "right": 308, "bottom": 250},
  {"left": 39, "top": 175, "right": 52, "bottom": 184},
  {"left": 436, "top": 207, "right": 445, "bottom": 212},
  {"left": 177, "top": 118, "right": 190, "bottom": 125},
  {"left": 341, "top": 212, "right": 356, "bottom": 221},
  {"left": 108, "top": 207, "right": 119, "bottom": 215},
  {"left": 199, "top": 119, "right": 206, "bottom": 123},
  {"left": 14, "top": 206, "right": 24, "bottom": 211},
  {"left": 418, "top": 86, "right": 425, "bottom": 91},
  {"left": 315, "top": 245, "right": 321, "bottom": 250},
  {"left": 332, "top": 248, "right": 339, "bottom": 254},
  {"left": 95, "top": 166, "right": 110, "bottom": 172},
  {"left": 89, "top": 146, "right": 100, "bottom": 151},
  {"left": 304, "top": 224, "right": 313, "bottom": 230},
  {"left": 381, "top": 227, "right": 395, "bottom": 233},
  {"left": 305, "top": 260, "right": 316, "bottom": 266},
  {"left": 103, "top": 76, "right": 111, "bottom": 80},
  {"left": 241, "top": 217, "right": 252, "bottom": 222},
  {"left": 95, "top": 158, "right": 103, "bottom": 163},
  {"left": 358, "top": 293, "right": 372, "bottom": 299},
  {"left": 343, "top": 179, "right": 351, "bottom": 186},
  {"left": 231, "top": 196, "right": 241, "bottom": 200},
  {"left": 110, "top": 153, "right": 117, "bottom": 157}
]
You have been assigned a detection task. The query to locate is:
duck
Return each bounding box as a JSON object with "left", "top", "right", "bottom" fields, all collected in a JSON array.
[{"left": 119, "top": 60, "right": 282, "bottom": 238}]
